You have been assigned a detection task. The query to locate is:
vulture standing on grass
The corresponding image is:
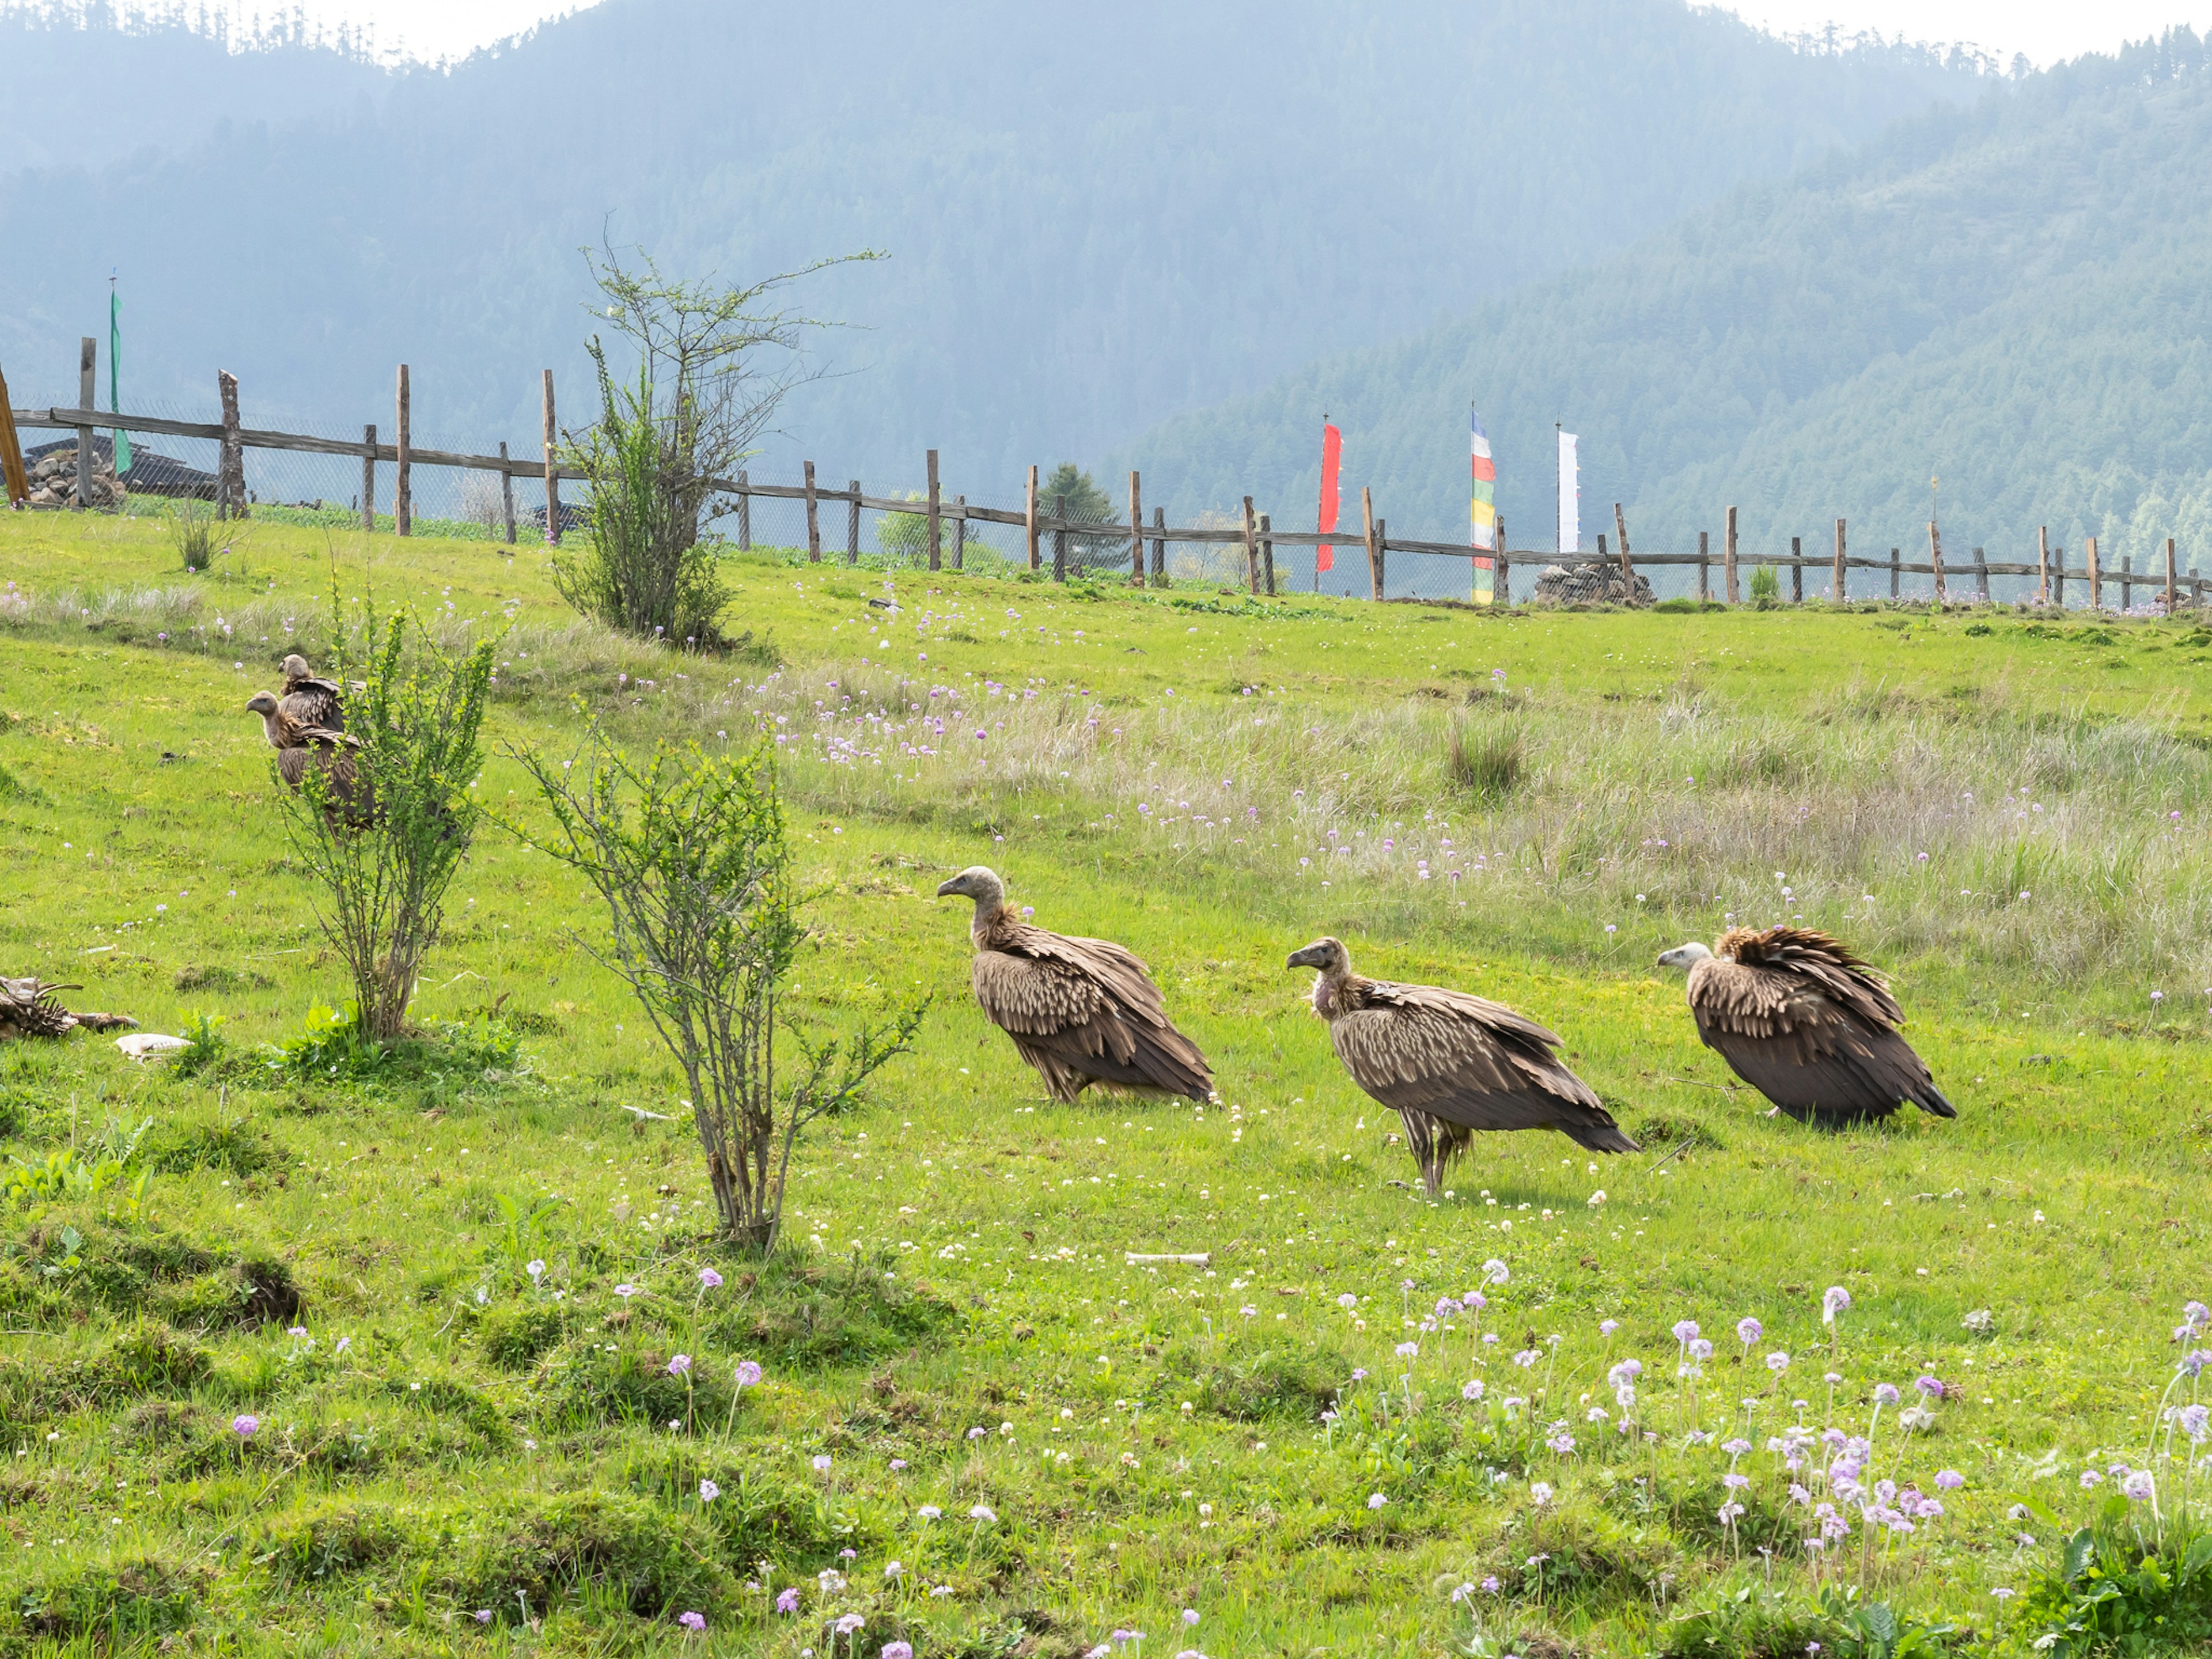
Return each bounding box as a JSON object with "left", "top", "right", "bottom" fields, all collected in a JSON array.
[
  {"left": 1656, "top": 926, "right": 1955, "bottom": 1126},
  {"left": 935, "top": 866, "right": 1214, "bottom": 1104},
  {"left": 1287, "top": 937, "right": 1635, "bottom": 1194},
  {"left": 246, "top": 690, "right": 370, "bottom": 825},
  {"left": 279, "top": 653, "right": 348, "bottom": 731}
]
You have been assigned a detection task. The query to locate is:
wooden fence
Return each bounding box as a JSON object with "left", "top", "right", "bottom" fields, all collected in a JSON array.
[{"left": 10, "top": 364, "right": 2205, "bottom": 613}]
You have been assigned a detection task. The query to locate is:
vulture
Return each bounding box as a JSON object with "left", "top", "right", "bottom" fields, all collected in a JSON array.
[
  {"left": 1656, "top": 926, "right": 1955, "bottom": 1126},
  {"left": 935, "top": 866, "right": 1214, "bottom": 1103},
  {"left": 1288, "top": 937, "right": 1635, "bottom": 1194},
  {"left": 279, "top": 654, "right": 347, "bottom": 732},
  {"left": 246, "top": 691, "right": 370, "bottom": 824},
  {"left": 0, "top": 978, "right": 136, "bottom": 1041}
]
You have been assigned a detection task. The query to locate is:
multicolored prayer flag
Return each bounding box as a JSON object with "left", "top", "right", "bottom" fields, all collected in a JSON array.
[
  {"left": 1470, "top": 406, "right": 1495, "bottom": 603},
  {"left": 1316, "top": 421, "right": 1341, "bottom": 574}
]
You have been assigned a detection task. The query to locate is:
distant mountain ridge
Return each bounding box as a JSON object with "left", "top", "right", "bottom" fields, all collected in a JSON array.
[
  {"left": 1115, "top": 29, "right": 2212, "bottom": 577},
  {"left": 0, "top": 0, "right": 1984, "bottom": 491}
]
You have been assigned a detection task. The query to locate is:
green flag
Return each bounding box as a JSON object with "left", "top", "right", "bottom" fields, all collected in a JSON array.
[{"left": 109, "top": 283, "right": 131, "bottom": 476}]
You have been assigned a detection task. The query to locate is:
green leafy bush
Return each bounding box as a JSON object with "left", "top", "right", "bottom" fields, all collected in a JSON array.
[{"left": 2021, "top": 1497, "right": 2212, "bottom": 1656}]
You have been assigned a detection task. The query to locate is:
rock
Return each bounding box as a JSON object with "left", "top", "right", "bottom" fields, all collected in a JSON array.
[{"left": 1532, "top": 561, "right": 1654, "bottom": 607}]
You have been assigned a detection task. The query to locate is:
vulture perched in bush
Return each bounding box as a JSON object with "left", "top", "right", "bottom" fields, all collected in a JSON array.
[
  {"left": 279, "top": 653, "right": 348, "bottom": 731},
  {"left": 1657, "top": 926, "right": 1955, "bottom": 1126},
  {"left": 936, "top": 866, "right": 1214, "bottom": 1103},
  {"left": 1287, "top": 937, "right": 1634, "bottom": 1193},
  {"left": 247, "top": 690, "right": 370, "bottom": 825}
]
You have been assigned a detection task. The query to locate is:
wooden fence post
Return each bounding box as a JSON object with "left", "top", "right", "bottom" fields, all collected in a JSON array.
[
  {"left": 2088, "top": 535, "right": 2101, "bottom": 611},
  {"left": 926, "top": 449, "right": 941, "bottom": 572},
  {"left": 846, "top": 480, "right": 860, "bottom": 566},
  {"left": 1128, "top": 471, "right": 1143, "bottom": 585},
  {"left": 541, "top": 369, "right": 560, "bottom": 546},
  {"left": 1974, "top": 546, "right": 1989, "bottom": 603},
  {"left": 1790, "top": 535, "right": 1802, "bottom": 603},
  {"left": 1613, "top": 502, "right": 1631, "bottom": 590},
  {"left": 736, "top": 471, "right": 749, "bottom": 550},
  {"left": 1697, "top": 529, "right": 1710, "bottom": 603},
  {"left": 953, "top": 495, "right": 967, "bottom": 571},
  {"left": 2168, "top": 537, "right": 2179, "bottom": 614},
  {"left": 2121, "top": 554, "right": 2134, "bottom": 611},
  {"left": 0, "top": 363, "right": 27, "bottom": 509},
  {"left": 1362, "top": 486, "right": 1381, "bottom": 600},
  {"left": 498, "top": 442, "right": 516, "bottom": 544},
  {"left": 1025, "top": 465, "right": 1040, "bottom": 571},
  {"left": 217, "top": 368, "right": 245, "bottom": 521},
  {"left": 1890, "top": 547, "right": 1901, "bottom": 598},
  {"left": 1496, "top": 516, "right": 1510, "bottom": 607},
  {"left": 1241, "top": 497, "right": 1260, "bottom": 594},
  {"left": 804, "top": 461, "right": 820, "bottom": 562},
  {"left": 1150, "top": 506, "right": 1165, "bottom": 587},
  {"left": 1724, "top": 506, "right": 1738, "bottom": 604},
  {"left": 360, "top": 423, "right": 376, "bottom": 531},
  {"left": 2052, "top": 545, "right": 2065, "bottom": 607},
  {"left": 75, "top": 336, "right": 95, "bottom": 511},
  {"left": 1376, "top": 519, "right": 1388, "bottom": 598},
  {"left": 2037, "top": 527, "right": 2050, "bottom": 604},
  {"left": 1052, "top": 494, "right": 1067, "bottom": 583},
  {"left": 1928, "top": 521, "right": 1944, "bottom": 604},
  {"left": 1833, "top": 518, "right": 1846, "bottom": 602},
  {"left": 1259, "top": 511, "right": 1277, "bottom": 596}
]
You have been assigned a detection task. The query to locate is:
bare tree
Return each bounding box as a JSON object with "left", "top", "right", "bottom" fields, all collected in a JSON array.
[
  {"left": 509, "top": 730, "right": 921, "bottom": 1249},
  {"left": 552, "top": 240, "right": 881, "bottom": 647}
]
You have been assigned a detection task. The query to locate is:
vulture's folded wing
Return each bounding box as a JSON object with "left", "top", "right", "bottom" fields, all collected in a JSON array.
[
  {"left": 1333, "top": 984, "right": 1635, "bottom": 1152},
  {"left": 972, "top": 934, "right": 1213, "bottom": 1102},
  {"left": 281, "top": 677, "right": 346, "bottom": 731},
  {"left": 1687, "top": 959, "right": 1951, "bottom": 1122}
]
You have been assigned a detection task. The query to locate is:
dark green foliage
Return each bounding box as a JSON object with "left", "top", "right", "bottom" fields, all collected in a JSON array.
[
  {"left": 704, "top": 1256, "right": 960, "bottom": 1370},
  {"left": 439, "top": 1491, "right": 735, "bottom": 1621},
  {"left": 1448, "top": 721, "right": 1527, "bottom": 802},
  {"left": 477, "top": 1300, "right": 567, "bottom": 1371},
  {"left": 548, "top": 1340, "right": 732, "bottom": 1431},
  {"left": 1480, "top": 1499, "right": 1679, "bottom": 1612},
  {"left": 143, "top": 1108, "right": 275, "bottom": 1175},
  {"left": 1166, "top": 1336, "right": 1351, "bottom": 1422},
  {"left": 257, "top": 1499, "right": 412, "bottom": 1585},
  {"left": 2021, "top": 1498, "right": 2212, "bottom": 1656},
  {"left": 3, "top": 1553, "right": 201, "bottom": 1643},
  {"left": 0, "top": 1321, "right": 210, "bottom": 1435},
  {"left": 627, "top": 1452, "right": 849, "bottom": 1567},
  {"left": 1661, "top": 1582, "right": 1961, "bottom": 1658}
]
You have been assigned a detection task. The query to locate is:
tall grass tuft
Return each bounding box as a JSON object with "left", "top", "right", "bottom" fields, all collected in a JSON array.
[
  {"left": 1448, "top": 720, "right": 1527, "bottom": 801},
  {"left": 169, "top": 498, "right": 219, "bottom": 573}
]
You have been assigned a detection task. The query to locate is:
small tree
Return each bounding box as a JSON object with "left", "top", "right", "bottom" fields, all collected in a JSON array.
[
  {"left": 279, "top": 612, "right": 495, "bottom": 1041},
  {"left": 1038, "top": 463, "right": 1122, "bottom": 571},
  {"left": 510, "top": 732, "right": 922, "bottom": 1249},
  {"left": 552, "top": 240, "right": 878, "bottom": 646}
]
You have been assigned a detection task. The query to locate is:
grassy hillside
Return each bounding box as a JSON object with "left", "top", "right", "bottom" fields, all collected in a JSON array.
[
  {"left": 1120, "top": 30, "right": 2212, "bottom": 582},
  {"left": 2, "top": 517, "right": 2210, "bottom": 1656}
]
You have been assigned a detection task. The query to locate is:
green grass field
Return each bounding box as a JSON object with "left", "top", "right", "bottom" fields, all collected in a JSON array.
[{"left": 2, "top": 512, "right": 2210, "bottom": 1657}]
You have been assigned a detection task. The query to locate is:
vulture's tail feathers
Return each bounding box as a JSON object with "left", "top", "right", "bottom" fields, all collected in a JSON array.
[
  {"left": 1559, "top": 1120, "right": 1640, "bottom": 1154},
  {"left": 1912, "top": 1084, "right": 1957, "bottom": 1119}
]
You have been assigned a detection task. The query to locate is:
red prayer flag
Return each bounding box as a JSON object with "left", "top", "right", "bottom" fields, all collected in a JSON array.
[{"left": 1317, "top": 422, "right": 1341, "bottom": 572}]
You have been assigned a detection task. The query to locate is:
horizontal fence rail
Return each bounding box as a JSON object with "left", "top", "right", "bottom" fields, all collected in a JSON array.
[{"left": 11, "top": 400, "right": 2203, "bottom": 613}]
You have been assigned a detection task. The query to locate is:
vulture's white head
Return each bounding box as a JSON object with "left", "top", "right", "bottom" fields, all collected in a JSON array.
[
  {"left": 1286, "top": 936, "right": 1352, "bottom": 978},
  {"left": 1656, "top": 941, "right": 1714, "bottom": 972},
  {"left": 281, "top": 653, "right": 313, "bottom": 683},
  {"left": 935, "top": 865, "right": 1007, "bottom": 912}
]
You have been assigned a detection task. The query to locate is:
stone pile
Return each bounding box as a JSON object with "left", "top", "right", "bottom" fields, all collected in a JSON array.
[
  {"left": 1532, "top": 560, "right": 1654, "bottom": 606},
  {"left": 22, "top": 449, "right": 119, "bottom": 509}
]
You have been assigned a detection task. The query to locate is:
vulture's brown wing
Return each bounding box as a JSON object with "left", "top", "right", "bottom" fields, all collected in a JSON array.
[
  {"left": 969, "top": 928, "right": 1213, "bottom": 1103},
  {"left": 279, "top": 675, "right": 346, "bottom": 732},
  {"left": 276, "top": 740, "right": 371, "bottom": 825},
  {"left": 1685, "top": 958, "right": 1952, "bottom": 1124},
  {"left": 1332, "top": 982, "right": 1635, "bottom": 1152}
]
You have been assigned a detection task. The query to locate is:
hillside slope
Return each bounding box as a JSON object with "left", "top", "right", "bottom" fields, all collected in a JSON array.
[
  {"left": 0, "top": 0, "right": 1982, "bottom": 483},
  {"left": 1116, "top": 30, "right": 2212, "bottom": 574}
]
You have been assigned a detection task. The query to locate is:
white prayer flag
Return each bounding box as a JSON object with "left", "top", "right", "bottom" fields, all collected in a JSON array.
[{"left": 1556, "top": 431, "right": 1579, "bottom": 555}]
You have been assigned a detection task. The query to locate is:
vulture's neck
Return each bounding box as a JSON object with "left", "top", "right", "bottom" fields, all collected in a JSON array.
[
  {"left": 972, "top": 903, "right": 1020, "bottom": 951},
  {"left": 256, "top": 710, "right": 293, "bottom": 750},
  {"left": 1310, "top": 971, "right": 1370, "bottom": 1020}
]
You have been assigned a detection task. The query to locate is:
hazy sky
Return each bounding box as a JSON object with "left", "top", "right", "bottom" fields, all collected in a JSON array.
[{"left": 234, "top": 0, "right": 2212, "bottom": 67}]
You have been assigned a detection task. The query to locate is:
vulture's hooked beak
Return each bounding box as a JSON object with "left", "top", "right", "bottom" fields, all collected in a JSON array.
[
  {"left": 1656, "top": 944, "right": 1710, "bottom": 971},
  {"left": 934, "top": 877, "right": 962, "bottom": 899},
  {"left": 1285, "top": 942, "right": 1332, "bottom": 971}
]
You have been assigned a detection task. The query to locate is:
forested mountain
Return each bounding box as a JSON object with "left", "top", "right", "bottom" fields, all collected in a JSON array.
[
  {"left": 1118, "top": 30, "right": 2212, "bottom": 575},
  {"left": 0, "top": 0, "right": 1983, "bottom": 488}
]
